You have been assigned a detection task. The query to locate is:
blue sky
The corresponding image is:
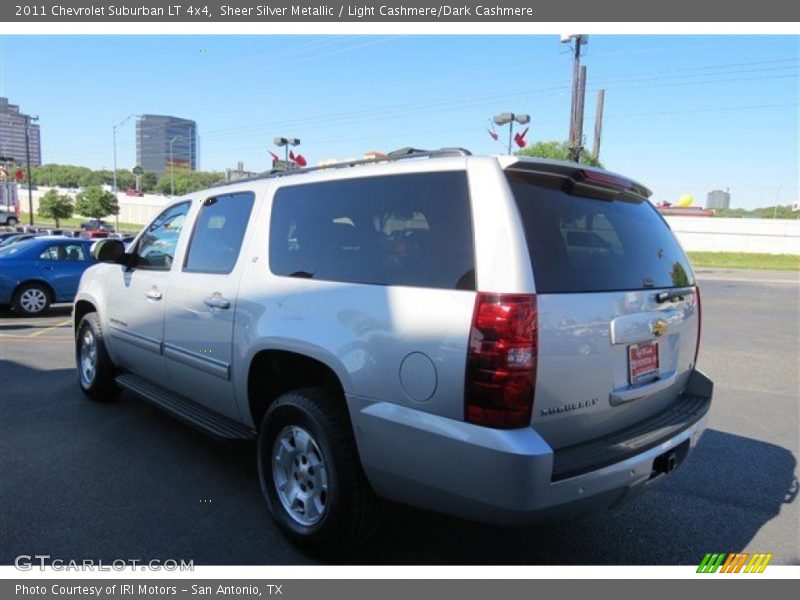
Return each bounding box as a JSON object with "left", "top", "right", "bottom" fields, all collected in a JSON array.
[{"left": 0, "top": 34, "right": 797, "bottom": 208}]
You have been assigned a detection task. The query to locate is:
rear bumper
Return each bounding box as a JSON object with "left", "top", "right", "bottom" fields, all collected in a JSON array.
[{"left": 348, "top": 369, "right": 712, "bottom": 525}]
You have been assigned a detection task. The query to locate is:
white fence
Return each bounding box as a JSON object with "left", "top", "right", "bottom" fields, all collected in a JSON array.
[
  {"left": 22, "top": 187, "right": 171, "bottom": 230},
  {"left": 664, "top": 217, "right": 800, "bottom": 255},
  {"left": 15, "top": 188, "right": 800, "bottom": 255}
]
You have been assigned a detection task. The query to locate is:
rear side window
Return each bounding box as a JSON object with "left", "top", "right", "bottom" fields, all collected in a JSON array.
[
  {"left": 269, "top": 171, "right": 475, "bottom": 290},
  {"left": 39, "top": 244, "right": 87, "bottom": 261},
  {"left": 506, "top": 172, "right": 694, "bottom": 293},
  {"left": 184, "top": 192, "right": 255, "bottom": 273}
]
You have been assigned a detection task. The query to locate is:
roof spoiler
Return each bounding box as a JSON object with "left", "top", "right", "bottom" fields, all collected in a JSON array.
[{"left": 504, "top": 158, "right": 652, "bottom": 202}]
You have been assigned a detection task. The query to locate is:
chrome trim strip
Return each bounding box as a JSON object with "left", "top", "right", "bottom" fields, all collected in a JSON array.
[
  {"left": 163, "top": 343, "right": 230, "bottom": 380},
  {"left": 109, "top": 326, "right": 162, "bottom": 355}
]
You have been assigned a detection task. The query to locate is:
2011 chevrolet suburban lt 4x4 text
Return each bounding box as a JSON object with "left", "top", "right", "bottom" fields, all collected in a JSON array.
[{"left": 73, "top": 148, "right": 713, "bottom": 555}]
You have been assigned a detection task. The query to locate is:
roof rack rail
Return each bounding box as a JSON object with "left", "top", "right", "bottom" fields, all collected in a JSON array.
[{"left": 210, "top": 146, "right": 471, "bottom": 188}]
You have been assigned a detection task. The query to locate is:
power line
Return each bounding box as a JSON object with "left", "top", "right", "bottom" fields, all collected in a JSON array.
[{"left": 40, "top": 64, "right": 799, "bottom": 161}]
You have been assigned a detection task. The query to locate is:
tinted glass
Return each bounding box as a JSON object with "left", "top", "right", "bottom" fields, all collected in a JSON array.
[
  {"left": 39, "top": 244, "right": 87, "bottom": 261},
  {"left": 270, "top": 172, "right": 475, "bottom": 290},
  {"left": 506, "top": 172, "right": 694, "bottom": 293},
  {"left": 136, "top": 202, "right": 190, "bottom": 270},
  {"left": 184, "top": 192, "right": 255, "bottom": 273}
]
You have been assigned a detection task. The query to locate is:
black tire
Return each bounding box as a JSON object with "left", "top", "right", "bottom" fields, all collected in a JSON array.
[
  {"left": 257, "top": 387, "right": 382, "bottom": 556},
  {"left": 6, "top": 217, "right": 18, "bottom": 226},
  {"left": 12, "top": 282, "right": 51, "bottom": 316},
  {"left": 75, "top": 312, "right": 120, "bottom": 401}
]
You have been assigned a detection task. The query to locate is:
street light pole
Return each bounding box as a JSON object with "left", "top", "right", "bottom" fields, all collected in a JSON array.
[
  {"left": 112, "top": 114, "right": 138, "bottom": 232},
  {"left": 24, "top": 115, "right": 39, "bottom": 226},
  {"left": 169, "top": 136, "right": 180, "bottom": 197},
  {"left": 492, "top": 113, "right": 530, "bottom": 156},
  {"left": 273, "top": 137, "right": 301, "bottom": 170}
]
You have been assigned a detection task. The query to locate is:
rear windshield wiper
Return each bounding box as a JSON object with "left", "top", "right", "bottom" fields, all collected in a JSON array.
[
  {"left": 655, "top": 286, "right": 695, "bottom": 303},
  {"left": 289, "top": 270, "right": 314, "bottom": 279}
]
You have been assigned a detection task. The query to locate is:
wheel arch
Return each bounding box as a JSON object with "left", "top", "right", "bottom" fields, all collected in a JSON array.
[
  {"left": 247, "top": 348, "right": 350, "bottom": 431},
  {"left": 13, "top": 279, "right": 56, "bottom": 303},
  {"left": 73, "top": 298, "right": 98, "bottom": 332}
]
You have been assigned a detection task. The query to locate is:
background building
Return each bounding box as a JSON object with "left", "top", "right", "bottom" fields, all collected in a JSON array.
[
  {"left": 0, "top": 97, "right": 41, "bottom": 167},
  {"left": 225, "top": 161, "right": 258, "bottom": 182},
  {"left": 706, "top": 188, "right": 731, "bottom": 210},
  {"left": 136, "top": 114, "right": 197, "bottom": 175}
]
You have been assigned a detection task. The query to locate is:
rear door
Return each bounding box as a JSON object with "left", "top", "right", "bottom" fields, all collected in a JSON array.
[
  {"left": 36, "top": 241, "right": 92, "bottom": 300},
  {"left": 505, "top": 169, "right": 700, "bottom": 449},
  {"left": 162, "top": 191, "right": 256, "bottom": 420}
]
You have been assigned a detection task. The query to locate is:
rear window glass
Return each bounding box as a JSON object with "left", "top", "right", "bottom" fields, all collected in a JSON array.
[
  {"left": 269, "top": 171, "right": 475, "bottom": 290},
  {"left": 506, "top": 171, "right": 694, "bottom": 293}
]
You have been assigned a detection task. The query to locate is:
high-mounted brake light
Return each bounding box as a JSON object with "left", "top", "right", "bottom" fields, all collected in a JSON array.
[
  {"left": 465, "top": 293, "right": 537, "bottom": 429},
  {"left": 578, "top": 169, "right": 634, "bottom": 189}
]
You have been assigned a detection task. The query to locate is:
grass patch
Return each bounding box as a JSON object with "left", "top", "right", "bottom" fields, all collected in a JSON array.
[
  {"left": 688, "top": 252, "right": 800, "bottom": 271},
  {"left": 16, "top": 213, "right": 142, "bottom": 233}
]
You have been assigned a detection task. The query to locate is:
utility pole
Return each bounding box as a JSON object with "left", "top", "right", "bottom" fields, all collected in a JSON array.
[
  {"left": 563, "top": 34, "right": 588, "bottom": 162},
  {"left": 592, "top": 89, "right": 605, "bottom": 162},
  {"left": 573, "top": 65, "right": 587, "bottom": 163},
  {"left": 23, "top": 115, "right": 39, "bottom": 226}
]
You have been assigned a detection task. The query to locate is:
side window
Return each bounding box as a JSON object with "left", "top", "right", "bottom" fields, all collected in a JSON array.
[
  {"left": 136, "top": 202, "right": 190, "bottom": 270},
  {"left": 39, "top": 244, "right": 87, "bottom": 261},
  {"left": 269, "top": 172, "right": 475, "bottom": 290},
  {"left": 184, "top": 192, "right": 255, "bottom": 273}
]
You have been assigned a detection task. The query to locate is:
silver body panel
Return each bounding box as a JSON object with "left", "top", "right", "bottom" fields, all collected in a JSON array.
[{"left": 75, "top": 154, "right": 711, "bottom": 522}]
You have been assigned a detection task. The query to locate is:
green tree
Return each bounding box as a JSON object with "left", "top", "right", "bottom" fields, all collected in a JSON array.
[
  {"left": 37, "top": 189, "right": 74, "bottom": 227},
  {"left": 74, "top": 186, "right": 119, "bottom": 220},
  {"left": 155, "top": 170, "right": 225, "bottom": 196},
  {"left": 140, "top": 172, "right": 158, "bottom": 192},
  {"left": 515, "top": 140, "right": 603, "bottom": 168}
]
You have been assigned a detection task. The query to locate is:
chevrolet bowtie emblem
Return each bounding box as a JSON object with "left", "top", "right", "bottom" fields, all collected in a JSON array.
[{"left": 651, "top": 318, "right": 668, "bottom": 337}]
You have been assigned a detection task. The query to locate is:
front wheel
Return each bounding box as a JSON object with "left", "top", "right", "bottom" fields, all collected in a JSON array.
[
  {"left": 257, "top": 388, "right": 382, "bottom": 556},
  {"left": 76, "top": 312, "right": 119, "bottom": 401}
]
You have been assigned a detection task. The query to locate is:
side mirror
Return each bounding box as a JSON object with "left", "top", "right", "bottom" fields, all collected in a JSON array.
[{"left": 91, "top": 238, "right": 127, "bottom": 264}]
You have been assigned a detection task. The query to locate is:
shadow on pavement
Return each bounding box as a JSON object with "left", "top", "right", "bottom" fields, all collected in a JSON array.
[
  {"left": 343, "top": 428, "right": 797, "bottom": 565},
  {"left": 0, "top": 306, "right": 71, "bottom": 320},
  {"left": 1, "top": 358, "right": 796, "bottom": 566}
]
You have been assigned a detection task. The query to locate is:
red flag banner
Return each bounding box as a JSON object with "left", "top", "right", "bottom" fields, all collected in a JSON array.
[{"left": 514, "top": 126, "right": 529, "bottom": 148}]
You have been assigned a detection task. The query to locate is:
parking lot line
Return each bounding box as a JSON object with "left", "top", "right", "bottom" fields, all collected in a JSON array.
[
  {"left": 24, "top": 318, "right": 73, "bottom": 339},
  {"left": 0, "top": 334, "right": 72, "bottom": 342}
]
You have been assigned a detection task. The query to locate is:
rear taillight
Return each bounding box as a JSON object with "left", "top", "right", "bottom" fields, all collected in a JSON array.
[
  {"left": 694, "top": 286, "right": 702, "bottom": 367},
  {"left": 465, "top": 293, "right": 537, "bottom": 429}
]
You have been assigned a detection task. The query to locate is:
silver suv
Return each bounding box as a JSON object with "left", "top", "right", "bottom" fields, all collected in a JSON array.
[{"left": 73, "top": 148, "right": 713, "bottom": 554}]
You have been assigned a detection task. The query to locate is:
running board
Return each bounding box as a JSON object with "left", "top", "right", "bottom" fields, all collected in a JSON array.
[{"left": 115, "top": 373, "right": 256, "bottom": 441}]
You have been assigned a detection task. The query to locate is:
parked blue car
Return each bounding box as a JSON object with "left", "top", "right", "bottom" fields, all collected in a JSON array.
[{"left": 0, "top": 236, "right": 97, "bottom": 316}]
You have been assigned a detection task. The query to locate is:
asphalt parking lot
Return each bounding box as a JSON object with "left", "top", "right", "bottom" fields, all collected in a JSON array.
[{"left": 1, "top": 269, "right": 798, "bottom": 566}]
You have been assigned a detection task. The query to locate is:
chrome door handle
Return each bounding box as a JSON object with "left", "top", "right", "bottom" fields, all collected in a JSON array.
[
  {"left": 146, "top": 289, "right": 163, "bottom": 301},
  {"left": 204, "top": 295, "right": 231, "bottom": 310}
]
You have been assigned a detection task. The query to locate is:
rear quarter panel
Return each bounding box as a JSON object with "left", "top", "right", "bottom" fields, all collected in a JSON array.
[{"left": 231, "top": 160, "right": 481, "bottom": 428}]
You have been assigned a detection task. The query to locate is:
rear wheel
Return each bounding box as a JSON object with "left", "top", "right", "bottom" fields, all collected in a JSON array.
[
  {"left": 76, "top": 312, "right": 119, "bottom": 401},
  {"left": 257, "top": 387, "right": 382, "bottom": 555},
  {"left": 13, "top": 282, "right": 51, "bottom": 316},
  {"left": 6, "top": 217, "right": 18, "bottom": 226}
]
